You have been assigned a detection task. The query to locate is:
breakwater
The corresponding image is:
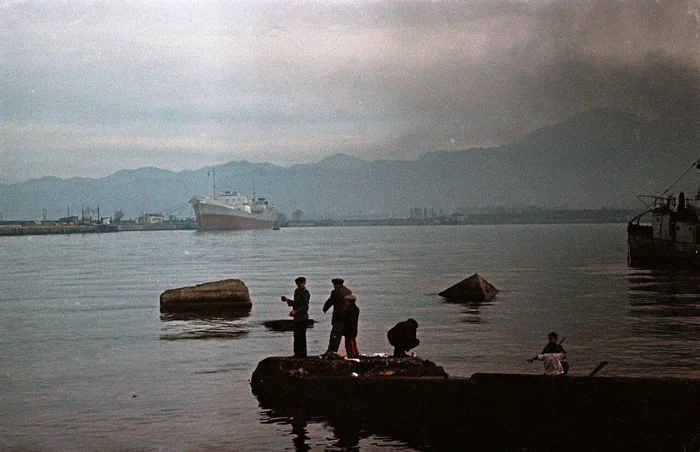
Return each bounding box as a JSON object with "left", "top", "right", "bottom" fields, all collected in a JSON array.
[
  {"left": 0, "top": 220, "right": 197, "bottom": 236},
  {"left": 0, "top": 223, "right": 118, "bottom": 236}
]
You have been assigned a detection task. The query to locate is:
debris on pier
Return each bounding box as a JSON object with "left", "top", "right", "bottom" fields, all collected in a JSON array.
[{"left": 251, "top": 355, "right": 448, "bottom": 390}]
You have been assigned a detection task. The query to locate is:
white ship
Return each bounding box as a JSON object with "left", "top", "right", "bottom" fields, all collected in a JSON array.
[{"left": 190, "top": 190, "right": 278, "bottom": 230}]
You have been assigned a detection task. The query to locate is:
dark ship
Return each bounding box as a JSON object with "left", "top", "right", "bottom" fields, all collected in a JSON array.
[{"left": 628, "top": 159, "right": 700, "bottom": 268}]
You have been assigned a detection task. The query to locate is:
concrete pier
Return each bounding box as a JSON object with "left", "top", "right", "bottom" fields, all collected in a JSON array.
[{"left": 251, "top": 356, "right": 700, "bottom": 450}]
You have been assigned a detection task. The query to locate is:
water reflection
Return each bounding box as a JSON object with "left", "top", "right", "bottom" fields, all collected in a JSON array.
[
  {"left": 159, "top": 305, "right": 252, "bottom": 321},
  {"left": 260, "top": 409, "right": 316, "bottom": 452},
  {"left": 628, "top": 269, "right": 700, "bottom": 298},
  {"left": 258, "top": 392, "right": 455, "bottom": 452},
  {"left": 160, "top": 308, "right": 250, "bottom": 340},
  {"left": 290, "top": 415, "right": 312, "bottom": 452},
  {"left": 627, "top": 269, "right": 700, "bottom": 362},
  {"left": 440, "top": 295, "right": 495, "bottom": 325},
  {"left": 260, "top": 407, "right": 416, "bottom": 452}
]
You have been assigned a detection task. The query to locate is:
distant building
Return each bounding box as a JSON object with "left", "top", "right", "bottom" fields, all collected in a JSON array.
[
  {"left": 141, "top": 213, "right": 164, "bottom": 224},
  {"left": 59, "top": 216, "right": 80, "bottom": 225},
  {"left": 409, "top": 207, "right": 441, "bottom": 220}
]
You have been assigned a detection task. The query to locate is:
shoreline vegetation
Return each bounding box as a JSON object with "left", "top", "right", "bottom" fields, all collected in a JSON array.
[{"left": 0, "top": 208, "right": 639, "bottom": 236}]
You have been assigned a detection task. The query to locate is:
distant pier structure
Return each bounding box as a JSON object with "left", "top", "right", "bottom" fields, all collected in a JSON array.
[{"left": 0, "top": 222, "right": 117, "bottom": 236}]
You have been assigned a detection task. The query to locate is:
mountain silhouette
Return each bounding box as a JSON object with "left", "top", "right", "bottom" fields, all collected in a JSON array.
[{"left": 1, "top": 109, "right": 699, "bottom": 221}]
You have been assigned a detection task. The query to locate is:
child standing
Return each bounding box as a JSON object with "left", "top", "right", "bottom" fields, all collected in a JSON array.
[{"left": 342, "top": 294, "right": 360, "bottom": 358}]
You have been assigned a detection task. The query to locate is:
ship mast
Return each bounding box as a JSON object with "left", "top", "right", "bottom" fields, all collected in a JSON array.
[
  {"left": 657, "top": 157, "right": 700, "bottom": 199},
  {"left": 212, "top": 166, "right": 217, "bottom": 199}
]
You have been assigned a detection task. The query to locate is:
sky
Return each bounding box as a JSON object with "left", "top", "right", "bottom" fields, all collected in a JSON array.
[{"left": 2, "top": 0, "right": 700, "bottom": 184}]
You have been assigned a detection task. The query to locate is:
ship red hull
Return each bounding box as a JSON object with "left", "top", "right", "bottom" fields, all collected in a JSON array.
[{"left": 197, "top": 213, "right": 275, "bottom": 230}]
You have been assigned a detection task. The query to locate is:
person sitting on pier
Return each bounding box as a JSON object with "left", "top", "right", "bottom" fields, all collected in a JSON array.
[
  {"left": 387, "top": 318, "right": 420, "bottom": 357},
  {"left": 527, "top": 332, "right": 567, "bottom": 376},
  {"left": 539, "top": 331, "right": 569, "bottom": 375}
]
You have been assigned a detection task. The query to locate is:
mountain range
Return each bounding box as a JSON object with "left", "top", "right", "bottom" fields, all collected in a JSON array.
[{"left": 2, "top": 108, "right": 699, "bottom": 221}]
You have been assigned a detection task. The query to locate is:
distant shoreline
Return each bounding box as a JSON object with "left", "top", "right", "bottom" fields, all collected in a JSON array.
[
  {"left": 287, "top": 208, "right": 639, "bottom": 228},
  {"left": 0, "top": 208, "right": 640, "bottom": 236}
]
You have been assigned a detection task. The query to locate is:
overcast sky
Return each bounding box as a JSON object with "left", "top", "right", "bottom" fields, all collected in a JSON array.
[{"left": 1, "top": 0, "right": 699, "bottom": 184}]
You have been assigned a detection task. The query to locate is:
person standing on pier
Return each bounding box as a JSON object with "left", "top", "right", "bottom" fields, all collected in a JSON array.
[
  {"left": 342, "top": 294, "right": 360, "bottom": 358},
  {"left": 281, "top": 276, "right": 310, "bottom": 358},
  {"left": 322, "top": 278, "right": 352, "bottom": 356}
]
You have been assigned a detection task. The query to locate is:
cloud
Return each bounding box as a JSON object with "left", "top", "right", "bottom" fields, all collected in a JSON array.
[{"left": 1, "top": 0, "right": 699, "bottom": 183}]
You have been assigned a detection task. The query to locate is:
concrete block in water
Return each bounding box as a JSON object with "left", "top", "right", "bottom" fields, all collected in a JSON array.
[
  {"left": 263, "top": 319, "right": 316, "bottom": 331},
  {"left": 160, "top": 278, "right": 252, "bottom": 313},
  {"left": 439, "top": 273, "right": 498, "bottom": 301}
]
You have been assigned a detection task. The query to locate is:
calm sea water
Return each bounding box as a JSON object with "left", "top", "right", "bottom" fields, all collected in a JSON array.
[{"left": 2, "top": 224, "right": 700, "bottom": 451}]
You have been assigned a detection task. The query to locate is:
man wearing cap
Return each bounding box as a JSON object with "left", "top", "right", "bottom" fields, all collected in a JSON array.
[
  {"left": 281, "top": 276, "right": 310, "bottom": 358},
  {"left": 322, "top": 278, "right": 352, "bottom": 356}
]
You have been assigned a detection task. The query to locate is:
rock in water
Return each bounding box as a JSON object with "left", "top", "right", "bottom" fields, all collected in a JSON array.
[
  {"left": 263, "top": 319, "right": 316, "bottom": 331},
  {"left": 160, "top": 278, "right": 252, "bottom": 313},
  {"left": 439, "top": 273, "right": 498, "bottom": 301}
]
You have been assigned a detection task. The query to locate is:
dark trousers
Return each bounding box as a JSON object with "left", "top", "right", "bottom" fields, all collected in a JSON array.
[
  {"left": 325, "top": 323, "right": 343, "bottom": 353},
  {"left": 293, "top": 321, "right": 307, "bottom": 357},
  {"left": 392, "top": 338, "right": 420, "bottom": 357}
]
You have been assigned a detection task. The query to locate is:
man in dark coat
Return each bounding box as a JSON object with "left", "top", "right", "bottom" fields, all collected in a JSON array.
[
  {"left": 387, "top": 318, "right": 420, "bottom": 357},
  {"left": 281, "top": 276, "right": 310, "bottom": 357},
  {"left": 322, "top": 278, "right": 352, "bottom": 355}
]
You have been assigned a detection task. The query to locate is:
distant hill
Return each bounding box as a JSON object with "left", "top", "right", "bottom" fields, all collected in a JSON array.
[{"left": 1, "top": 109, "right": 699, "bottom": 221}]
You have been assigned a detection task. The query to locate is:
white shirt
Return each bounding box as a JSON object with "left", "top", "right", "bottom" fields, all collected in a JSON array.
[{"left": 535, "top": 352, "right": 566, "bottom": 376}]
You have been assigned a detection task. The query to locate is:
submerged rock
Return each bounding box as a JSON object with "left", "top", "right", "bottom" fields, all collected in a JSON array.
[
  {"left": 439, "top": 273, "right": 498, "bottom": 301},
  {"left": 263, "top": 319, "right": 316, "bottom": 331},
  {"left": 160, "top": 278, "right": 252, "bottom": 313}
]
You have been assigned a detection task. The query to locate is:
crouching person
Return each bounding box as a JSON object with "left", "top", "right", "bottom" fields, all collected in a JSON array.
[{"left": 387, "top": 318, "right": 420, "bottom": 357}]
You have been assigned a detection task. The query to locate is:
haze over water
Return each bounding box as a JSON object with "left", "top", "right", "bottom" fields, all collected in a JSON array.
[{"left": 2, "top": 224, "right": 699, "bottom": 450}]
